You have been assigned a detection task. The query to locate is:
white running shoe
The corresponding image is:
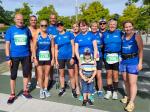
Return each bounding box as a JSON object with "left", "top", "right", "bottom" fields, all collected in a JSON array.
[
  {"left": 104, "top": 91, "right": 112, "bottom": 99},
  {"left": 43, "top": 89, "right": 51, "bottom": 97},
  {"left": 40, "top": 89, "right": 45, "bottom": 99},
  {"left": 112, "top": 91, "right": 118, "bottom": 100}
]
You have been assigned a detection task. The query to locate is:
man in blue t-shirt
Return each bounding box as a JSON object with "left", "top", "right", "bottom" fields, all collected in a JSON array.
[
  {"left": 47, "top": 14, "right": 58, "bottom": 87},
  {"left": 5, "top": 14, "right": 32, "bottom": 104},
  {"left": 102, "top": 19, "right": 122, "bottom": 100}
]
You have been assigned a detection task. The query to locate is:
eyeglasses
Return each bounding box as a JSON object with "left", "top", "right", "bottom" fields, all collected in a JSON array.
[
  {"left": 100, "top": 23, "right": 106, "bottom": 25},
  {"left": 40, "top": 25, "right": 48, "bottom": 27}
]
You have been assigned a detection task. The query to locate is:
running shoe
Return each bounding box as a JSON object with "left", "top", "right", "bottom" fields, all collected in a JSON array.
[
  {"left": 72, "top": 89, "right": 77, "bottom": 98},
  {"left": 97, "top": 90, "right": 104, "bottom": 98},
  {"left": 104, "top": 91, "right": 112, "bottom": 100},
  {"left": 82, "top": 100, "right": 87, "bottom": 106},
  {"left": 88, "top": 99, "right": 94, "bottom": 106},
  {"left": 112, "top": 91, "right": 118, "bottom": 100},
  {"left": 125, "top": 101, "right": 135, "bottom": 112},
  {"left": 43, "top": 89, "right": 51, "bottom": 97},
  {"left": 58, "top": 88, "right": 66, "bottom": 97},
  {"left": 22, "top": 90, "right": 32, "bottom": 99},
  {"left": 7, "top": 94, "right": 16, "bottom": 104},
  {"left": 40, "top": 89, "right": 45, "bottom": 99}
]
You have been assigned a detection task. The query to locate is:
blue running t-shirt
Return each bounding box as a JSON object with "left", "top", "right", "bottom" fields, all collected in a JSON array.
[
  {"left": 5, "top": 25, "right": 31, "bottom": 57},
  {"left": 91, "top": 31, "right": 103, "bottom": 58},
  {"left": 55, "top": 31, "right": 74, "bottom": 59},
  {"left": 75, "top": 31, "right": 96, "bottom": 55},
  {"left": 47, "top": 25, "right": 58, "bottom": 37}
]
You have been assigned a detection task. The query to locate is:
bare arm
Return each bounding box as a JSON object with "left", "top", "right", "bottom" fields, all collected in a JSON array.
[
  {"left": 55, "top": 44, "right": 59, "bottom": 66},
  {"left": 75, "top": 43, "right": 80, "bottom": 61},
  {"left": 51, "top": 37, "right": 55, "bottom": 60},
  {"left": 136, "top": 34, "right": 143, "bottom": 70},
  {"left": 93, "top": 40, "right": 98, "bottom": 59},
  {"left": 5, "top": 42, "right": 10, "bottom": 57},
  {"left": 71, "top": 40, "right": 75, "bottom": 57}
]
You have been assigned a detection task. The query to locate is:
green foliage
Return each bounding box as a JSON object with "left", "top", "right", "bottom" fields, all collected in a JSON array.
[
  {"left": 15, "top": 3, "right": 32, "bottom": 26},
  {"left": 79, "top": 1, "right": 109, "bottom": 23},
  {"left": 36, "top": 5, "right": 58, "bottom": 23}
]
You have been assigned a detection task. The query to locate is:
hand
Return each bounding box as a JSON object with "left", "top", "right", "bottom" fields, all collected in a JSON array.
[
  {"left": 83, "top": 77, "right": 88, "bottom": 82},
  {"left": 55, "top": 60, "right": 59, "bottom": 68},
  {"left": 6, "top": 60, "right": 12, "bottom": 68},
  {"left": 51, "top": 59, "right": 55, "bottom": 66},
  {"left": 88, "top": 78, "right": 93, "bottom": 83},
  {"left": 138, "top": 63, "right": 143, "bottom": 71},
  {"left": 70, "top": 58, "right": 74, "bottom": 65},
  {"left": 33, "top": 59, "right": 38, "bottom": 66}
]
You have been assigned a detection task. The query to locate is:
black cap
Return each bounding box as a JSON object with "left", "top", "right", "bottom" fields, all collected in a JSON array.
[
  {"left": 57, "top": 21, "right": 64, "bottom": 27},
  {"left": 84, "top": 48, "right": 91, "bottom": 55}
]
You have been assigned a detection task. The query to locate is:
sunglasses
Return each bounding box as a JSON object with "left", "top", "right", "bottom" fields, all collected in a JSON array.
[
  {"left": 100, "top": 23, "right": 106, "bottom": 25},
  {"left": 40, "top": 25, "right": 48, "bottom": 27}
]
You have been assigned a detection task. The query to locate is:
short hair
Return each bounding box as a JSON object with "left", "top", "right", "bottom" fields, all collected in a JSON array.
[
  {"left": 30, "top": 15, "right": 37, "bottom": 20},
  {"left": 122, "top": 20, "right": 134, "bottom": 28},
  {"left": 79, "top": 19, "right": 89, "bottom": 26},
  {"left": 90, "top": 21, "right": 99, "bottom": 28},
  {"left": 108, "top": 19, "right": 117, "bottom": 26}
]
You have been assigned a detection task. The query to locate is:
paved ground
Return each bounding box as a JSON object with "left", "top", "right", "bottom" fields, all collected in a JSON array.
[{"left": 0, "top": 42, "right": 150, "bottom": 112}]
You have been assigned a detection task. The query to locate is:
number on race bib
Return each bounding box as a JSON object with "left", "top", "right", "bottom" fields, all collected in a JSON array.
[
  {"left": 14, "top": 34, "right": 27, "bottom": 45},
  {"left": 106, "top": 53, "right": 119, "bottom": 64},
  {"left": 39, "top": 51, "right": 50, "bottom": 61}
]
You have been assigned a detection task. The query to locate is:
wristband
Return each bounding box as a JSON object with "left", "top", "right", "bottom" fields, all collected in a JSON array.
[{"left": 6, "top": 56, "right": 10, "bottom": 61}]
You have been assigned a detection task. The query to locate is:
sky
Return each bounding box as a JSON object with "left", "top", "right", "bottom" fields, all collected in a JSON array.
[{"left": 1, "top": 0, "right": 142, "bottom": 16}]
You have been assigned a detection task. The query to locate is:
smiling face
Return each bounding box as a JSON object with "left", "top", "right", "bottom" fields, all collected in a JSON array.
[
  {"left": 29, "top": 16, "right": 37, "bottom": 27},
  {"left": 91, "top": 22, "right": 98, "bottom": 33},
  {"left": 109, "top": 20, "right": 117, "bottom": 32},
  {"left": 124, "top": 22, "right": 134, "bottom": 35},
  {"left": 72, "top": 23, "right": 79, "bottom": 34},
  {"left": 50, "top": 14, "right": 57, "bottom": 25},
  {"left": 99, "top": 22, "right": 107, "bottom": 30},
  {"left": 79, "top": 23, "right": 88, "bottom": 33},
  {"left": 40, "top": 20, "right": 48, "bottom": 32},
  {"left": 14, "top": 14, "right": 24, "bottom": 28}
]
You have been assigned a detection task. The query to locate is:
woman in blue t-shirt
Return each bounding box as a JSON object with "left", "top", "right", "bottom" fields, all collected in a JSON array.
[
  {"left": 72, "top": 23, "right": 80, "bottom": 95},
  {"left": 55, "top": 21, "right": 77, "bottom": 98},
  {"left": 120, "top": 21, "right": 143, "bottom": 112},
  {"left": 90, "top": 21, "right": 103, "bottom": 98},
  {"left": 32, "top": 20, "right": 55, "bottom": 99}
]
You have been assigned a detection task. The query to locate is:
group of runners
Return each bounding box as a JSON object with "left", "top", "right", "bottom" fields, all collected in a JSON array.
[{"left": 4, "top": 13, "right": 143, "bottom": 112}]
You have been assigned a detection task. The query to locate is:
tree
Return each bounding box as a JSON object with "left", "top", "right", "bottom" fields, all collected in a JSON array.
[
  {"left": 79, "top": 1, "right": 109, "bottom": 23},
  {"left": 126, "top": 0, "right": 150, "bottom": 5},
  {"left": 0, "top": 1, "right": 14, "bottom": 25},
  {"left": 119, "top": 4, "right": 139, "bottom": 29},
  {"left": 15, "top": 3, "right": 32, "bottom": 26},
  {"left": 36, "top": 5, "right": 58, "bottom": 23}
]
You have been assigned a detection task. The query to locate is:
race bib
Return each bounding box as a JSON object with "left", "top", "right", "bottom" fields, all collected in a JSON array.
[
  {"left": 39, "top": 51, "right": 50, "bottom": 61},
  {"left": 14, "top": 34, "right": 27, "bottom": 45},
  {"left": 106, "top": 53, "right": 119, "bottom": 64}
]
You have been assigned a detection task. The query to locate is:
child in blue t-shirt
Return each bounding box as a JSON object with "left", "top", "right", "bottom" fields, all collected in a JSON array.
[{"left": 79, "top": 48, "right": 96, "bottom": 106}]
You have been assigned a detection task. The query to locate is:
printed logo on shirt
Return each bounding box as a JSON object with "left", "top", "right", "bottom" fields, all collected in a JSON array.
[
  {"left": 123, "top": 45, "right": 132, "bottom": 50},
  {"left": 114, "top": 35, "right": 118, "bottom": 37}
]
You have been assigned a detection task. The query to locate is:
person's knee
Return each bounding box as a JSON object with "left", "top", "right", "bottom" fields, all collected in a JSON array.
[{"left": 11, "top": 74, "right": 17, "bottom": 80}]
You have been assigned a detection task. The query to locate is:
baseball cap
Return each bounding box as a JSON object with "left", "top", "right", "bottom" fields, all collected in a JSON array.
[
  {"left": 57, "top": 21, "right": 64, "bottom": 27},
  {"left": 99, "top": 18, "right": 106, "bottom": 23},
  {"left": 84, "top": 48, "right": 91, "bottom": 55}
]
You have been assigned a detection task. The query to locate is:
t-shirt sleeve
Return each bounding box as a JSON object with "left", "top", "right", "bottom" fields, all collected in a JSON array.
[
  {"left": 5, "top": 27, "right": 11, "bottom": 42},
  {"left": 74, "top": 35, "right": 79, "bottom": 43},
  {"left": 91, "top": 33, "right": 96, "bottom": 41},
  {"left": 70, "top": 32, "right": 75, "bottom": 40}
]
